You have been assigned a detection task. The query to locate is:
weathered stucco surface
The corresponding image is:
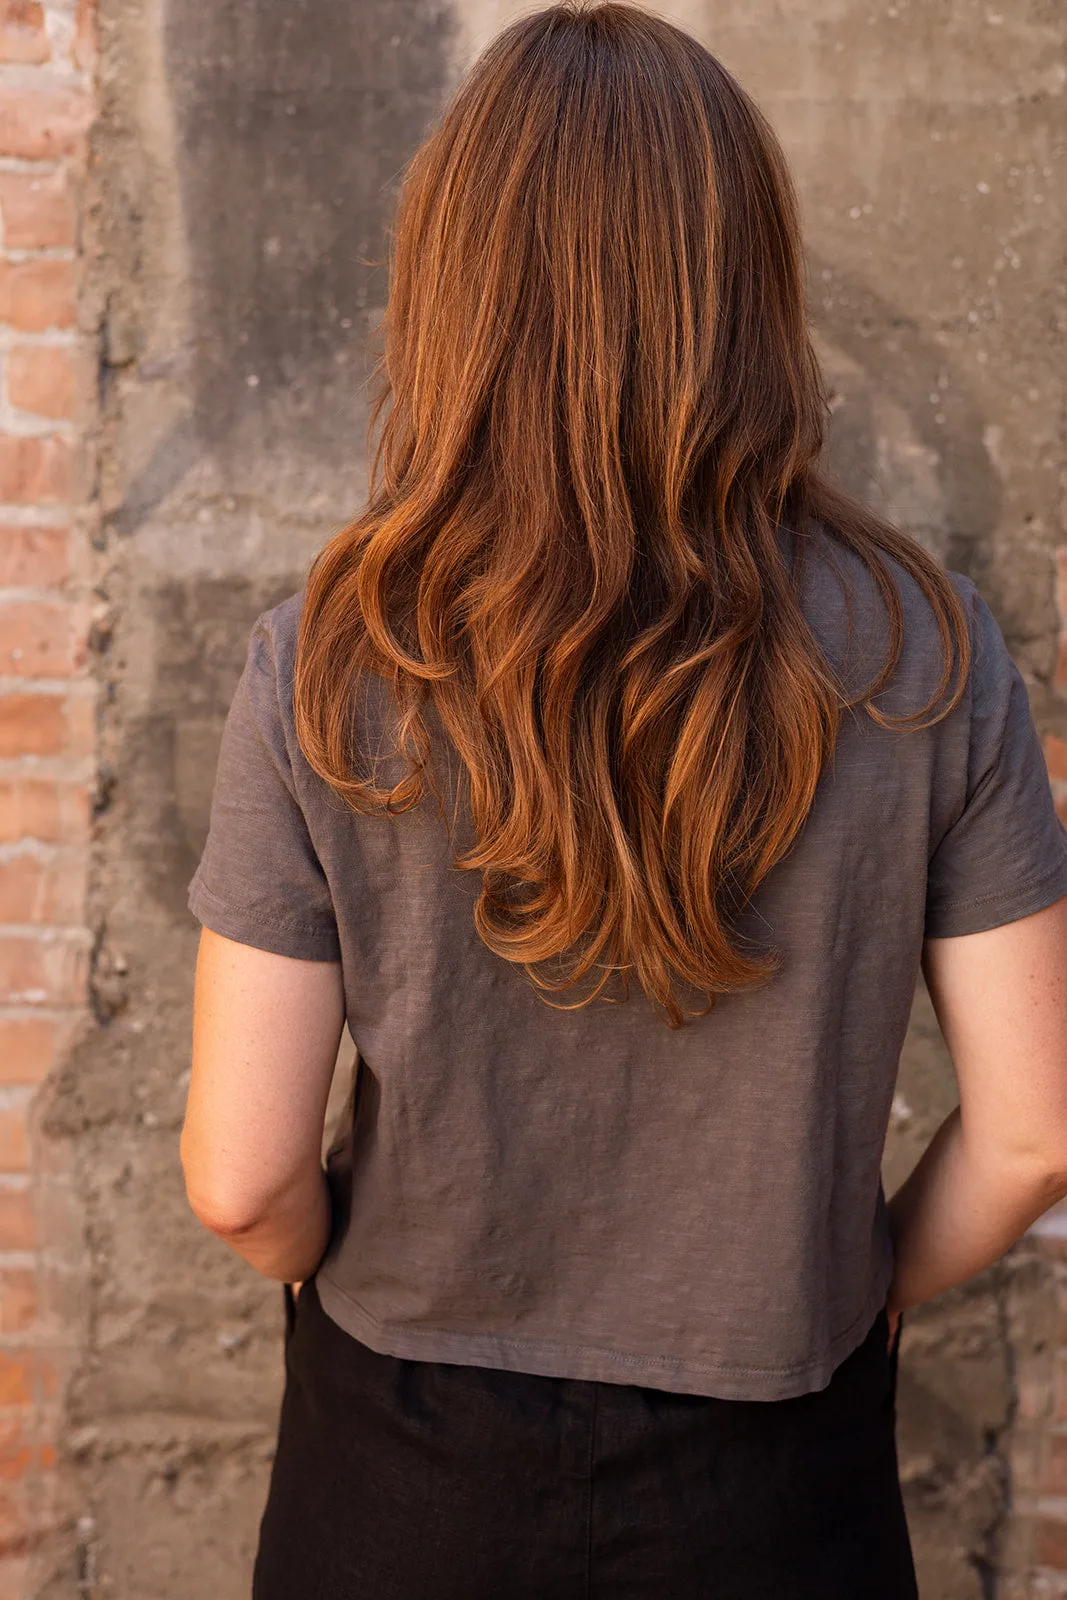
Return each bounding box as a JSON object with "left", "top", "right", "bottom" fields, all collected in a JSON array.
[{"left": 32, "top": 0, "right": 1067, "bottom": 1593}]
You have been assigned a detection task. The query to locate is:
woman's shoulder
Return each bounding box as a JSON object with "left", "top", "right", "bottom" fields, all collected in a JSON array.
[
  {"left": 800, "top": 523, "right": 975, "bottom": 624},
  {"left": 246, "top": 587, "right": 306, "bottom": 685},
  {"left": 798, "top": 525, "right": 981, "bottom": 707},
  {"left": 245, "top": 585, "right": 404, "bottom": 778}
]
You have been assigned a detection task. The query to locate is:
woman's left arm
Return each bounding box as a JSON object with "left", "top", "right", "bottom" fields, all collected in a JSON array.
[{"left": 181, "top": 927, "right": 346, "bottom": 1283}]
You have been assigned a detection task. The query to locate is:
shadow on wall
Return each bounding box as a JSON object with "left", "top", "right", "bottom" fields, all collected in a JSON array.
[
  {"left": 808, "top": 251, "right": 1000, "bottom": 576},
  {"left": 124, "top": 577, "right": 299, "bottom": 924},
  {"left": 119, "top": 0, "right": 1003, "bottom": 556},
  {"left": 112, "top": 0, "right": 456, "bottom": 535},
  {"left": 117, "top": 0, "right": 460, "bottom": 913}
]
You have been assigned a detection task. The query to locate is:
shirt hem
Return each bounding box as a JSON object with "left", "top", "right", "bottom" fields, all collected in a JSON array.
[{"left": 313, "top": 1255, "right": 896, "bottom": 1403}]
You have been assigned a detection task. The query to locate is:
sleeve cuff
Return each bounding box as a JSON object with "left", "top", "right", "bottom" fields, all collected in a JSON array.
[
  {"left": 924, "top": 854, "right": 1067, "bottom": 939},
  {"left": 187, "top": 876, "right": 342, "bottom": 963}
]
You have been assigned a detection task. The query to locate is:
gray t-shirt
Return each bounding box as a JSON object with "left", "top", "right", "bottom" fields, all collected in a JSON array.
[{"left": 187, "top": 533, "right": 1067, "bottom": 1400}]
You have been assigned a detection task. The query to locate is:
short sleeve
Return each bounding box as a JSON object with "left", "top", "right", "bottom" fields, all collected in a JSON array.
[
  {"left": 187, "top": 608, "right": 342, "bottom": 962},
  {"left": 924, "top": 580, "right": 1067, "bottom": 938}
]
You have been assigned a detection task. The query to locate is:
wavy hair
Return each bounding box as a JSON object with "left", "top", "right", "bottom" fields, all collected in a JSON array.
[{"left": 293, "top": 0, "right": 971, "bottom": 1029}]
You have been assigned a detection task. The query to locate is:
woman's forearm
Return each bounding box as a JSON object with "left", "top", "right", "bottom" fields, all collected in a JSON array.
[
  {"left": 886, "top": 1106, "right": 1067, "bottom": 1314},
  {"left": 204, "top": 1166, "right": 332, "bottom": 1284}
]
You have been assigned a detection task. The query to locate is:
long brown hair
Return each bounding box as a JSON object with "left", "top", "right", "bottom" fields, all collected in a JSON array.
[{"left": 293, "top": 0, "right": 970, "bottom": 1029}]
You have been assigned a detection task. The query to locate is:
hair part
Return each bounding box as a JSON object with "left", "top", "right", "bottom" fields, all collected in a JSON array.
[{"left": 294, "top": 0, "right": 971, "bottom": 1029}]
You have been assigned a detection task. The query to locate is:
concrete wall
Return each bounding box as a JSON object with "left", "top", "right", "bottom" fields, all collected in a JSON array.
[{"left": 14, "top": 0, "right": 1067, "bottom": 1593}]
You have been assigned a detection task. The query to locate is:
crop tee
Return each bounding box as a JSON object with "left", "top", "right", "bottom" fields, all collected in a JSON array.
[{"left": 186, "top": 530, "right": 1067, "bottom": 1401}]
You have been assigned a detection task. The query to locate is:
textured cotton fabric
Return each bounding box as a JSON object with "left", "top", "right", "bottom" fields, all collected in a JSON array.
[
  {"left": 187, "top": 531, "right": 1067, "bottom": 1401},
  {"left": 251, "top": 1275, "right": 916, "bottom": 1599}
]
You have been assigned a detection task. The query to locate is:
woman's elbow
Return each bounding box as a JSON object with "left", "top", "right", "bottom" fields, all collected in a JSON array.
[
  {"left": 184, "top": 1182, "right": 266, "bottom": 1238},
  {"left": 974, "top": 1138, "right": 1067, "bottom": 1213},
  {"left": 180, "top": 1131, "right": 268, "bottom": 1237},
  {"left": 1031, "top": 1160, "right": 1067, "bottom": 1210}
]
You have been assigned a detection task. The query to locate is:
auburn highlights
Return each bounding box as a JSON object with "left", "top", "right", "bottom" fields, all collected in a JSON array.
[{"left": 293, "top": 0, "right": 970, "bottom": 1030}]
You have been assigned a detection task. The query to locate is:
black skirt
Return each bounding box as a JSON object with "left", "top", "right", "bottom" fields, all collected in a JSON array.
[{"left": 252, "top": 1275, "right": 916, "bottom": 1599}]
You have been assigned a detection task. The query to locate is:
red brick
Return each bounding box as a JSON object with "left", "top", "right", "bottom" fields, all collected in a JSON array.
[
  {"left": 0, "top": 856, "right": 45, "bottom": 922},
  {"left": 0, "top": 1, "right": 48, "bottom": 64},
  {"left": 73, "top": 0, "right": 95, "bottom": 71},
  {"left": 9, "top": 349, "right": 84, "bottom": 425},
  {"left": 1045, "top": 734, "right": 1067, "bottom": 784},
  {"left": 0, "top": 1354, "right": 31, "bottom": 1408},
  {"left": 0, "top": 1416, "right": 53, "bottom": 1490},
  {"left": 0, "top": 526, "right": 69, "bottom": 588},
  {"left": 65, "top": 691, "right": 93, "bottom": 756},
  {"left": 0, "top": 260, "right": 75, "bottom": 333},
  {"left": 0, "top": 437, "right": 72, "bottom": 505},
  {"left": 0, "top": 1016, "right": 79, "bottom": 1085},
  {"left": 0, "top": 1188, "right": 34, "bottom": 1251},
  {"left": 0, "top": 1486, "right": 29, "bottom": 1559},
  {"left": 0, "top": 1419, "right": 32, "bottom": 1484},
  {"left": 0, "top": 172, "right": 75, "bottom": 252},
  {"left": 0, "top": 1108, "right": 28, "bottom": 1174},
  {"left": 7, "top": 346, "right": 88, "bottom": 424},
  {"left": 0, "top": 689, "right": 92, "bottom": 761},
  {"left": 1042, "top": 1431, "right": 1067, "bottom": 1496},
  {"left": 0, "top": 852, "right": 87, "bottom": 923},
  {"left": 21, "top": 1349, "right": 53, "bottom": 1400},
  {"left": 1056, "top": 549, "right": 1067, "bottom": 693},
  {"left": 0, "top": 932, "right": 89, "bottom": 1007},
  {"left": 0, "top": 695, "right": 65, "bottom": 757},
  {"left": 1036, "top": 1514, "right": 1067, "bottom": 1570},
  {"left": 0, "top": 87, "right": 91, "bottom": 162},
  {"left": 0, "top": 1272, "right": 35, "bottom": 1336},
  {"left": 0, "top": 779, "right": 91, "bottom": 845},
  {"left": 0, "top": 602, "right": 78, "bottom": 676}
]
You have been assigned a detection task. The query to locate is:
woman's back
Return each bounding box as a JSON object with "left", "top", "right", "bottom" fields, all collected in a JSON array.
[
  {"left": 187, "top": 523, "right": 1067, "bottom": 1399},
  {"left": 180, "top": 7, "right": 1067, "bottom": 1592}
]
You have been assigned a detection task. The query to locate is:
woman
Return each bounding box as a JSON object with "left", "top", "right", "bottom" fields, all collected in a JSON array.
[{"left": 180, "top": 4, "right": 1067, "bottom": 1596}]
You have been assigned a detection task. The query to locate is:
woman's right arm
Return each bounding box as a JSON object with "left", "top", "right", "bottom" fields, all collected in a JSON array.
[{"left": 886, "top": 893, "right": 1067, "bottom": 1315}]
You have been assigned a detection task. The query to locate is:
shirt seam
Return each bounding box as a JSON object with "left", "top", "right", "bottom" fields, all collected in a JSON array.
[
  {"left": 927, "top": 854, "right": 1067, "bottom": 918},
  {"left": 188, "top": 875, "right": 340, "bottom": 944},
  {"left": 315, "top": 1270, "right": 882, "bottom": 1380}
]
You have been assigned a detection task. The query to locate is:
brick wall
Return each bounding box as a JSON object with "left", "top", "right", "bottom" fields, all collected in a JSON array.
[
  {"left": 1045, "top": 549, "right": 1067, "bottom": 830},
  {"left": 0, "top": 0, "right": 94, "bottom": 1591},
  {"left": 998, "top": 1239, "right": 1067, "bottom": 1598},
  {"left": 0, "top": 2, "right": 1061, "bottom": 1594}
]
